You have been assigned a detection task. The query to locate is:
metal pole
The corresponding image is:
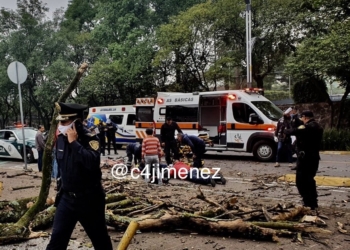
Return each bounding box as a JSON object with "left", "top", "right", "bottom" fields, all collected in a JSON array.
[
  {"left": 248, "top": 2, "right": 252, "bottom": 87},
  {"left": 16, "top": 62, "right": 28, "bottom": 170},
  {"left": 245, "top": 2, "right": 250, "bottom": 87}
]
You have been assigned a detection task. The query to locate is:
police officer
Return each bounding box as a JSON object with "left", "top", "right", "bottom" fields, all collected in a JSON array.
[
  {"left": 106, "top": 118, "right": 118, "bottom": 155},
  {"left": 126, "top": 142, "right": 143, "bottom": 172},
  {"left": 290, "top": 106, "right": 304, "bottom": 170},
  {"left": 177, "top": 133, "right": 206, "bottom": 168},
  {"left": 46, "top": 102, "right": 113, "bottom": 250},
  {"left": 284, "top": 110, "right": 323, "bottom": 212},
  {"left": 161, "top": 117, "right": 183, "bottom": 165},
  {"left": 97, "top": 119, "right": 107, "bottom": 156}
]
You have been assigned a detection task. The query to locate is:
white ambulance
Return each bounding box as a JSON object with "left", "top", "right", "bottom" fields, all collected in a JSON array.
[
  {"left": 87, "top": 105, "right": 136, "bottom": 147},
  {"left": 135, "top": 89, "right": 283, "bottom": 161}
]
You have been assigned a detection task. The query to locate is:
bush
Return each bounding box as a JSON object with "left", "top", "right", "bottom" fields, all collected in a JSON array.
[
  {"left": 293, "top": 77, "right": 328, "bottom": 104},
  {"left": 321, "top": 128, "right": 350, "bottom": 151},
  {"left": 264, "top": 91, "right": 290, "bottom": 101}
]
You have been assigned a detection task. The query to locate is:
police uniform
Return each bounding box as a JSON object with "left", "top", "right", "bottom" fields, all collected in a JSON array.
[
  {"left": 46, "top": 102, "right": 112, "bottom": 250},
  {"left": 285, "top": 110, "right": 323, "bottom": 210},
  {"left": 179, "top": 134, "right": 206, "bottom": 168},
  {"left": 126, "top": 143, "right": 142, "bottom": 169},
  {"left": 161, "top": 118, "right": 183, "bottom": 165}
]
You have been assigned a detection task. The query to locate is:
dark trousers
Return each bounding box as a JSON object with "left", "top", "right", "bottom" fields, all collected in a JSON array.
[
  {"left": 276, "top": 141, "right": 293, "bottom": 163},
  {"left": 187, "top": 169, "right": 211, "bottom": 185},
  {"left": 37, "top": 150, "right": 43, "bottom": 171},
  {"left": 98, "top": 135, "right": 106, "bottom": 156},
  {"left": 46, "top": 191, "right": 112, "bottom": 250},
  {"left": 126, "top": 146, "right": 139, "bottom": 165},
  {"left": 192, "top": 145, "right": 205, "bottom": 168},
  {"left": 107, "top": 136, "right": 117, "bottom": 154},
  {"left": 296, "top": 157, "right": 319, "bottom": 209},
  {"left": 164, "top": 139, "right": 179, "bottom": 165}
]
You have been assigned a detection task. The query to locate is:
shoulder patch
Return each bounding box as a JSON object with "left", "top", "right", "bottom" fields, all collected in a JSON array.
[
  {"left": 89, "top": 140, "right": 99, "bottom": 151},
  {"left": 298, "top": 125, "right": 305, "bottom": 129}
]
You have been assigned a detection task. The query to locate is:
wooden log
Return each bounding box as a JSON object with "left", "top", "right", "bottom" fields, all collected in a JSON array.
[
  {"left": 30, "top": 206, "right": 56, "bottom": 230},
  {"left": 105, "top": 212, "right": 279, "bottom": 242},
  {"left": 252, "top": 221, "right": 332, "bottom": 234},
  {"left": 105, "top": 193, "right": 128, "bottom": 204},
  {"left": 11, "top": 186, "right": 36, "bottom": 191},
  {"left": 106, "top": 199, "right": 134, "bottom": 210},
  {"left": 114, "top": 205, "right": 145, "bottom": 215}
]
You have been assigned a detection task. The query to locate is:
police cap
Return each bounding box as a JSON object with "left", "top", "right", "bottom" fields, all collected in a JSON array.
[
  {"left": 55, "top": 102, "right": 88, "bottom": 121},
  {"left": 300, "top": 110, "right": 314, "bottom": 118}
]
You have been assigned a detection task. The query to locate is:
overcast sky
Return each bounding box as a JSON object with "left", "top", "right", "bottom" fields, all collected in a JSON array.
[{"left": 0, "top": 0, "right": 69, "bottom": 19}]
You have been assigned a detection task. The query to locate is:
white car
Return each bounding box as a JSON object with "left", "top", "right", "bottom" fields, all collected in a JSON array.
[{"left": 0, "top": 128, "right": 39, "bottom": 163}]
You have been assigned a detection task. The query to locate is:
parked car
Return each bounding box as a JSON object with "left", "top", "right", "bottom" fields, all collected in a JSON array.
[{"left": 0, "top": 128, "right": 38, "bottom": 163}]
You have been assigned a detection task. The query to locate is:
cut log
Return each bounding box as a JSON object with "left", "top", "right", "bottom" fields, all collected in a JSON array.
[
  {"left": 11, "top": 186, "right": 36, "bottom": 191},
  {"left": 30, "top": 206, "right": 56, "bottom": 230},
  {"left": 105, "top": 212, "right": 279, "bottom": 242}
]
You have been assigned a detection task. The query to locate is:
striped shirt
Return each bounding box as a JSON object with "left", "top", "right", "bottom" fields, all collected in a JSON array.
[{"left": 142, "top": 136, "right": 162, "bottom": 158}]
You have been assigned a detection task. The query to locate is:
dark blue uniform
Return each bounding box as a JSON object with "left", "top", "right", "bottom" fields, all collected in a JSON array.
[
  {"left": 47, "top": 127, "right": 112, "bottom": 250},
  {"left": 126, "top": 143, "right": 142, "bottom": 170},
  {"left": 181, "top": 134, "right": 206, "bottom": 168},
  {"left": 161, "top": 121, "right": 182, "bottom": 164},
  {"left": 285, "top": 117, "right": 323, "bottom": 210}
]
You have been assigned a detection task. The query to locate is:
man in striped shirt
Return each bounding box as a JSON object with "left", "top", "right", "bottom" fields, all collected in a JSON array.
[{"left": 142, "top": 128, "right": 163, "bottom": 184}]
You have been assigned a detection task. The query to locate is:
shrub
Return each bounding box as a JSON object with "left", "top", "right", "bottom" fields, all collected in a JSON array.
[{"left": 321, "top": 128, "right": 350, "bottom": 151}]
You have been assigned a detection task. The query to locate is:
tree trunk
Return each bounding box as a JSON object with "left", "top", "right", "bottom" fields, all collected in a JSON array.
[
  {"left": 15, "top": 63, "right": 89, "bottom": 228},
  {"left": 336, "top": 83, "right": 350, "bottom": 129}
]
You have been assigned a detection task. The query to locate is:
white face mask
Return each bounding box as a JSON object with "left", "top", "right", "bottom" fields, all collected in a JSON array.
[{"left": 58, "top": 120, "right": 75, "bottom": 135}]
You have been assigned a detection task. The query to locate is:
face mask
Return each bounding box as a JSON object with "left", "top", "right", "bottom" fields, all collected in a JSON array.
[{"left": 58, "top": 120, "right": 75, "bottom": 135}]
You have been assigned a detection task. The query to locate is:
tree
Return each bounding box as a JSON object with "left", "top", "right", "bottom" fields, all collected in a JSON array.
[{"left": 286, "top": 0, "right": 350, "bottom": 128}]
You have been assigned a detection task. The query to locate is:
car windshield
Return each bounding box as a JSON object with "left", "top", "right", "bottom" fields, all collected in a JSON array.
[
  {"left": 13, "top": 129, "right": 37, "bottom": 140},
  {"left": 251, "top": 101, "right": 283, "bottom": 122}
]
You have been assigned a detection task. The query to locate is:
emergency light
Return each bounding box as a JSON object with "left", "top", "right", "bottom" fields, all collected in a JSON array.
[
  {"left": 122, "top": 107, "right": 125, "bottom": 111},
  {"left": 157, "top": 98, "right": 164, "bottom": 104},
  {"left": 244, "top": 88, "right": 264, "bottom": 94},
  {"left": 228, "top": 94, "right": 236, "bottom": 100},
  {"left": 92, "top": 108, "right": 96, "bottom": 112}
]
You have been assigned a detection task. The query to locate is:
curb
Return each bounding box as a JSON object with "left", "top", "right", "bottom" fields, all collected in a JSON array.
[{"left": 320, "top": 151, "right": 350, "bottom": 155}]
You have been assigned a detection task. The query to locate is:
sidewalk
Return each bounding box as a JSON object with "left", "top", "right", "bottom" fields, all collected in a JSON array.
[{"left": 320, "top": 151, "right": 350, "bottom": 155}]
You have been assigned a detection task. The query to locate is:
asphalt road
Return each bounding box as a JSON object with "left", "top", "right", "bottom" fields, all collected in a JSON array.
[{"left": 1, "top": 151, "right": 350, "bottom": 250}]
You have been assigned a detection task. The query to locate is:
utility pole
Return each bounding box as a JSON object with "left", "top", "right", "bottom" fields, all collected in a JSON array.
[{"left": 245, "top": 0, "right": 252, "bottom": 88}]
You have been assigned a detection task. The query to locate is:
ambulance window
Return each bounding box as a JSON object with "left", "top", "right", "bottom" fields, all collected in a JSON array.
[
  {"left": 127, "top": 114, "right": 136, "bottom": 125},
  {"left": 109, "top": 115, "right": 123, "bottom": 125},
  {"left": 136, "top": 107, "right": 153, "bottom": 122},
  {"left": 159, "top": 108, "right": 166, "bottom": 115},
  {"left": 166, "top": 106, "right": 198, "bottom": 122},
  {"left": 0, "top": 131, "right": 4, "bottom": 139},
  {"left": 232, "top": 103, "right": 255, "bottom": 123}
]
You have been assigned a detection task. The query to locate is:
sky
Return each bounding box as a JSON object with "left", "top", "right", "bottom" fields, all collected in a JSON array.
[{"left": 0, "top": 0, "right": 70, "bottom": 19}]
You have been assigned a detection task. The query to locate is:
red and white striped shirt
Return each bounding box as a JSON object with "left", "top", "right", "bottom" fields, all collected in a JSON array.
[{"left": 142, "top": 136, "right": 162, "bottom": 158}]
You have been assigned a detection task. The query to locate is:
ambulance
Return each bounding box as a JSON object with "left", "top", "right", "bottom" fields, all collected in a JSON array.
[
  {"left": 87, "top": 105, "right": 136, "bottom": 147},
  {"left": 135, "top": 89, "right": 283, "bottom": 162}
]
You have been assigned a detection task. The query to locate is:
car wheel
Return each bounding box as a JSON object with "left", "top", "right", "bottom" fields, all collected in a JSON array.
[
  {"left": 252, "top": 140, "right": 276, "bottom": 162},
  {"left": 24, "top": 147, "right": 35, "bottom": 163}
]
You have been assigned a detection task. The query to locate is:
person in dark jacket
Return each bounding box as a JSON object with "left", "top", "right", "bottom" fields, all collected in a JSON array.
[
  {"left": 274, "top": 108, "right": 293, "bottom": 167},
  {"left": 46, "top": 102, "right": 112, "bottom": 250},
  {"left": 106, "top": 118, "right": 118, "bottom": 155},
  {"left": 161, "top": 117, "right": 183, "bottom": 165},
  {"left": 289, "top": 106, "right": 304, "bottom": 170},
  {"left": 97, "top": 120, "right": 107, "bottom": 156},
  {"left": 126, "top": 143, "right": 142, "bottom": 172},
  {"left": 284, "top": 110, "right": 323, "bottom": 212},
  {"left": 177, "top": 133, "right": 206, "bottom": 168}
]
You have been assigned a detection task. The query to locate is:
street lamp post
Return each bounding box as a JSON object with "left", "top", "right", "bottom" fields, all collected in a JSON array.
[{"left": 245, "top": 0, "right": 252, "bottom": 88}]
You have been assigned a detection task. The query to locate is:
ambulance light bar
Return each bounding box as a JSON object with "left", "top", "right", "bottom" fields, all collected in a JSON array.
[
  {"left": 244, "top": 88, "right": 264, "bottom": 94},
  {"left": 228, "top": 94, "right": 236, "bottom": 100}
]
